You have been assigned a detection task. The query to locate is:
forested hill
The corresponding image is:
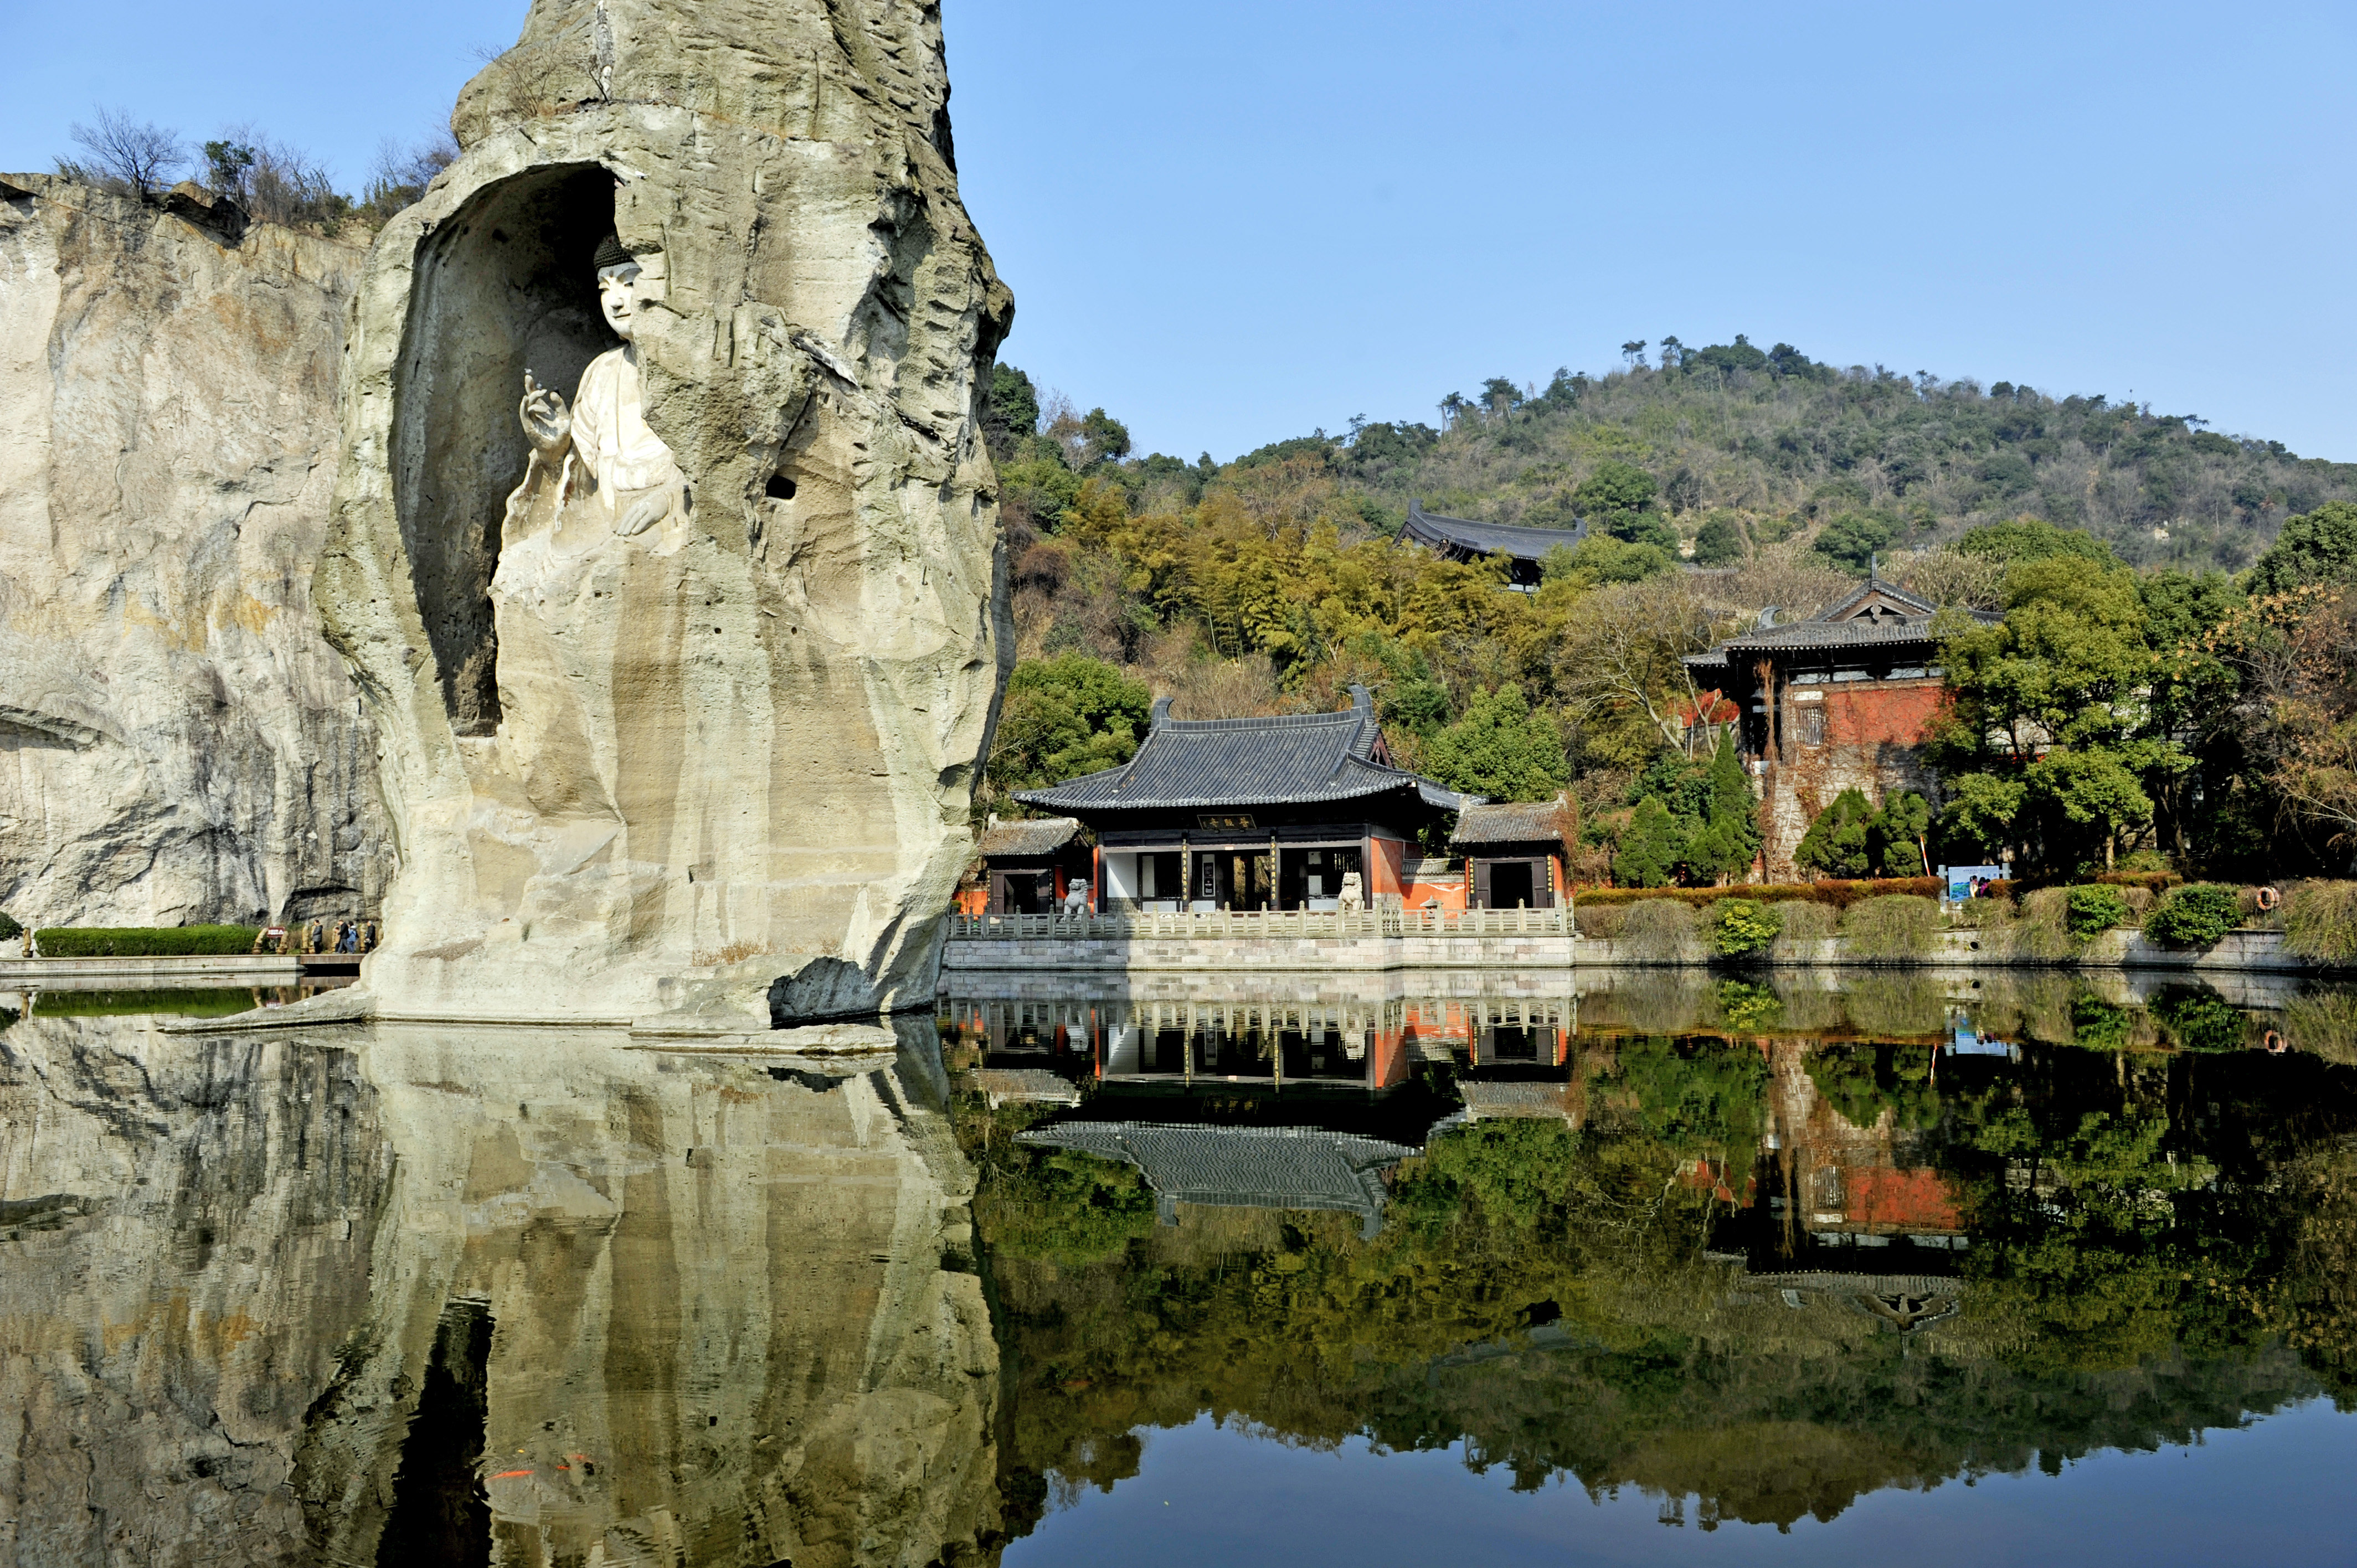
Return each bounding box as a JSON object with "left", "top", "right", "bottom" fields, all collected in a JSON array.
[{"left": 994, "top": 337, "right": 2357, "bottom": 575}]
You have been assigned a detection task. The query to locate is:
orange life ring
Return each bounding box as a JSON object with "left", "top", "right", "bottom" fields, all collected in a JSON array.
[
  {"left": 2263, "top": 1030, "right": 2286, "bottom": 1055},
  {"left": 2255, "top": 886, "right": 2281, "bottom": 911}
]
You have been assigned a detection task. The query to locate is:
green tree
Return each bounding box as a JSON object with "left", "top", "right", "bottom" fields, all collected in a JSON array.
[
  {"left": 1795, "top": 787, "right": 1875, "bottom": 878},
  {"left": 985, "top": 363, "right": 1041, "bottom": 462},
  {"left": 1421, "top": 684, "right": 1568, "bottom": 801},
  {"left": 1868, "top": 790, "right": 1932, "bottom": 877},
  {"left": 1684, "top": 731, "right": 1762, "bottom": 883},
  {"left": 2248, "top": 501, "right": 2357, "bottom": 594},
  {"left": 1813, "top": 509, "right": 1898, "bottom": 572},
  {"left": 985, "top": 654, "right": 1153, "bottom": 799},
  {"left": 1611, "top": 796, "right": 1685, "bottom": 887},
  {"left": 1691, "top": 512, "right": 1747, "bottom": 566},
  {"left": 1572, "top": 461, "right": 1673, "bottom": 549},
  {"left": 1958, "top": 517, "right": 2117, "bottom": 566},
  {"left": 1929, "top": 555, "right": 2188, "bottom": 875}
]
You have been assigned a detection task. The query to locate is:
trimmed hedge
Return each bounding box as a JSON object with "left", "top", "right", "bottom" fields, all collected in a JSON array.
[
  {"left": 33, "top": 925, "right": 263, "bottom": 957},
  {"left": 2065, "top": 884, "right": 2133, "bottom": 938},
  {"left": 1574, "top": 876, "right": 1941, "bottom": 911}
]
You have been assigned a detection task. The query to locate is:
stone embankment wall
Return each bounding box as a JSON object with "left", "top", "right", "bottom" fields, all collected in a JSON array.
[
  {"left": 943, "top": 930, "right": 1576, "bottom": 972},
  {"left": 0, "top": 177, "right": 388, "bottom": 931}
]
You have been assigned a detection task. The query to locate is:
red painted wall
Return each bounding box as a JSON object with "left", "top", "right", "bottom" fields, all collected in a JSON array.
[{"left": 1821, "top": 679, "right": 1945, "bottom": 747}]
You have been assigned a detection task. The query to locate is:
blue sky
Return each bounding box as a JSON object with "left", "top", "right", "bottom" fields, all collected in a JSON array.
[{"left": 6, "top": 2, "right": 2351, "bottom": 462}]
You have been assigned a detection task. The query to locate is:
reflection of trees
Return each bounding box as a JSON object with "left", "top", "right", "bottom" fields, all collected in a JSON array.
[{"left": 965, "top": 1030, "right": 2357, "bottom": 1540}]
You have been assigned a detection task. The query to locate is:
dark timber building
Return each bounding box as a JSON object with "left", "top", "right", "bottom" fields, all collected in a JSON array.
[
  {"left": 1394, "top": 499, "right": 1587, "bottom": 590},
  {"left": 1013, "top": 687, "right": 1473, "bottom": 912}
]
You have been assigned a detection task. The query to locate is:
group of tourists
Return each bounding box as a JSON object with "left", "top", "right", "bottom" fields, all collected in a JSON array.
[{"left": 250, "top": 920, "right": 379, "bottom": 955}]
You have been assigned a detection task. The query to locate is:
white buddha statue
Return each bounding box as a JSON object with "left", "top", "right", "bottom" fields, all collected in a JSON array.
[{"left": 506, "top": 235, "right": 688, "bottom": 549}]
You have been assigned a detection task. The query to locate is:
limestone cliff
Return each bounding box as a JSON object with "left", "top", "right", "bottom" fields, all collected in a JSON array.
[
  {"left": 0, "top": 177, "right": 389, "bottom": 930},
  {"left": 320, "top": 0, "right": 1015, "bottom": 1024},
  {"left": 0, "top": 1009, "right": 1001, "bottom": 1566}
]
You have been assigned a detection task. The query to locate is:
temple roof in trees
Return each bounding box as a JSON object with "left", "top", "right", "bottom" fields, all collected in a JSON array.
[
  {"left": 1451, "top": 799, "right": 1569, "bottom": 849},
  {"left": 1013, "top": 688, "right": 1474, "bottom": 816},
  {"left": 1685, "top": 576, "right": 1996, "bottom": 671},
  {"left": 1395, "top": 499, "right": 1587, "bottom": 564},
  {"left": 976, "top": 817, "right": 1082, "bottom": 858}
]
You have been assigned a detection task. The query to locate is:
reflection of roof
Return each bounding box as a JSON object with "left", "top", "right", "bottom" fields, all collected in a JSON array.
[
  {"left": 1019, "top": 1121, "right": 1414, "bottom": 1237},
  {"left": 1685, "top": 576, "right": 1996, "bottom": 669},
  {"left": 1397, "top": 499, "right": 1587, "bottom": 563},
  {"left": 1457, "top": 1080, "right": 1577, "bottom": 1122},
  {"left": 1015, "top": 690, "right": 1473, "bottom": 815},
  {"left": 1453, "top": 800, "right": 1566, "bottom": 849},
  {"left": 971, "top": 1067, "right": 1082, "bottom": 1106},
  {"left": 977, "top": 817, "right": 1081, "bottom": 858},
  {"left": 1737, "top": 1270, "right": 1964, "bottom": 1333}
]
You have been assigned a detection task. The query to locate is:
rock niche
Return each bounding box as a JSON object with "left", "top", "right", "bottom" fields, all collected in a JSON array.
[{"left": 320, "top": 0, "right": 1013, "bottom": 1025}]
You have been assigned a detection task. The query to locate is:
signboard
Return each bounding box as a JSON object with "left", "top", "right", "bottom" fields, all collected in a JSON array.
[{"left": 1940, "top": 864, "right": 2005, "bottom": 901}]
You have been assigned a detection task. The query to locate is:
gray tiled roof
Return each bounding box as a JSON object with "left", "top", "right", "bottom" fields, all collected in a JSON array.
[
  {"left": 1685, "top": 576, "right": 1995, "bottom": 668},
  {"left": 1014, "top": 695, "right": 1473, "bottom": 814},
  {"left": 1397, "top": 500, "right": 1587, "bottom": 563},
  {"left": 1019, "top": 1121, "right": 1416, "bottom": 1237},
  {"left": 1453, "top": 800, "right": 1566, "bottom": 848},
  {"left": 977, "top": 817, "right": 1081, "bottom": 858}
]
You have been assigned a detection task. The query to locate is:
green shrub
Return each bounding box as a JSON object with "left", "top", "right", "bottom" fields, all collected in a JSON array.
[
  {"left": 2283, "top": 880, "right": 2357, "bottom": 964},
  {"left": 2141, "top": 884, "right": 2243, "bottom": 947},
  {"left": 1771, "top": 899, "right": 1839, "bottom": 957},
  {"left": 2150, "top": 988, "right": 2251, "bottom": 1053},
  {"left": 33, "top": 925, "right": 261, "bottom": 957},
  {"left": 0, "top": 909, "right": 20, "bottom": 942},
  {"left": 1711, "top": 979, "right": 1783, "bottom": 1034},
  {"left": 2064, "top": 884, "right": 2132, "bottom": 939},
  {"left": 1618, "top": 899, "right": 1698, "bottom": 962},
  {"left": 1707, "top": 899, "right": 1780, "bottom": 959},
  {"left": 2070, "top": 996, "right": 2132, "bottom": 1051},
  {"left": 1838, "top": 896, "right": 1943, "bottom": 960}
]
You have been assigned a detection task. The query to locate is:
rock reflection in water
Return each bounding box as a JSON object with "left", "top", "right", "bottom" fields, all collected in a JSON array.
[
  {"left": 0, "top": 1008, "right": 999, "bottom": 1566},
  {"left": 941, "top": 971, "right": 2357, "bottom": 1540}
]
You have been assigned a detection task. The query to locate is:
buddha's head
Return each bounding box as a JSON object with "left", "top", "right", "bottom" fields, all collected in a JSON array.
[{"left": 593, "top": 235, "right": 642, "bottom": 342}]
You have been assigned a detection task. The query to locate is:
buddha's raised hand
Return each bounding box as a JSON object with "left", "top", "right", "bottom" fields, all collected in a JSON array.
[{"left": 521, "top": 369, "right": 572, "bottom": 455}]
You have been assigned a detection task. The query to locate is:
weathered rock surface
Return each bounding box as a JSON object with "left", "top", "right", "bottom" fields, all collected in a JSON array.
[
  {"left": 0, "top": 178, "right": 389, "bottom": 929},
  {"left": 0, "top": 1008, "right": 1001, "bottom": 1565},
  {"left": 321, "top": 0, "right": 1013, "bottom": 1023}
]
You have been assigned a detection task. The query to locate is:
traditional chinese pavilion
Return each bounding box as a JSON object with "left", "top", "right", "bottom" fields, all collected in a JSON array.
[
  {"left": 1683, "top": 575, "right": 1995, "bottom": 877},
  {"left": 1012, "top": 687, "right": 1473, "bottom": 912}
]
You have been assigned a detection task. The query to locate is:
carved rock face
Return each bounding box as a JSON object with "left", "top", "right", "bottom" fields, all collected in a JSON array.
[
  {"left": 0, "top": 182, "right": 388, "bottom": 930},
  {"left": 320, "top": 0, "right": 1014, "bottom": 1023}
]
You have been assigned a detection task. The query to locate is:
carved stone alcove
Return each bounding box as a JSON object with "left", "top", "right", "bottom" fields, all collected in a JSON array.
[{"left": 390, "top": 162, "right": 616, "bottom": 735}]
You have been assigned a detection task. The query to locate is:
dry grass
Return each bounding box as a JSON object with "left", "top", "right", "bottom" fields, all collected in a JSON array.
[
  {"left": 1770, "top": 899, "right": 1838, "bottom": 958},
  {"left": 2285, "top": 991, "right": 2357, "bottom": 1065},
  {"left": 2284, "top": 881, "right": 2357, "bottom": 965},
  {"left": 1838, "top": 896, "right": 1944, "bottom": 960},
  {"left": 1574, "top": 902, "right": 1630, "bottom": 940},
  {"left": 1844, "top": 973, "right": 1951, "bottom": 1038},
  {"left": 1618, "top": 899, "right": 1700, "bottom": 963}
]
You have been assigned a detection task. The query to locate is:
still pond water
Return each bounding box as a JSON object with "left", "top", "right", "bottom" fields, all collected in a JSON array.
[{"left": 4, "top": 969, "right": 2354, "bottom": 1565}]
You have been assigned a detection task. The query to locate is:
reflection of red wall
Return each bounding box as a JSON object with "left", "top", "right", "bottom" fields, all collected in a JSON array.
[
  {"left": 1370, "top": 1027, "right": 1408, "bottom": 1089},
  {"left": 1823, "top": 680, "right": 1945, "bottom": 747},
  {"left": 1844, "top": 1166, "right": 1963, "bottom": 1231}
]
